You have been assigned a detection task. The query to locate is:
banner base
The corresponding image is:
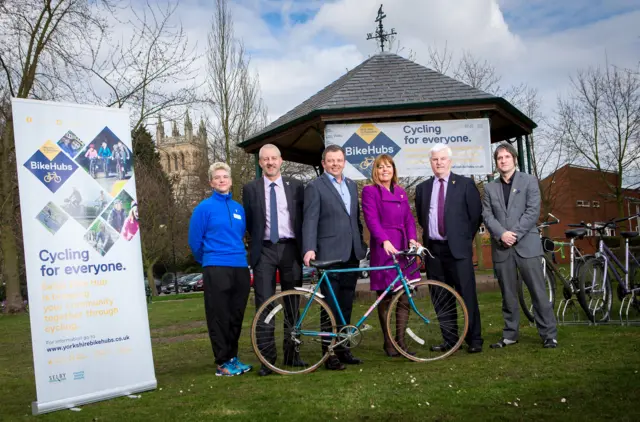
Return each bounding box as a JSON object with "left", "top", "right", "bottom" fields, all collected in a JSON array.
[{"left": 32, "top": 380, "right": 157, "bottom": 415}]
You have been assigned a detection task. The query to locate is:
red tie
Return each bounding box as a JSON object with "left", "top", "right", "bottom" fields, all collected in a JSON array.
[{"left": 438, "top": 178, "right": 446, "bottom": 237}]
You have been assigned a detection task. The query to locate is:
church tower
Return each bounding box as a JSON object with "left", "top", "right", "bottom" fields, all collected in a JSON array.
[
  {"left": 156, "top": 113, "right": 210, "bottom": 205},
  {"left": 185, "top": 111, "right": 193, "bottom": 143},
  {"left": 198, "top": 118, "right": 207, "bottom": 146},
  {"left": 156, "top": 115, "right": 165, "bottom": 145}
]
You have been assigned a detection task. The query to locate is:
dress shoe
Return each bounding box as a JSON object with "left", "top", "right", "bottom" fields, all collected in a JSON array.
[
  {"left": 283, "top": 358, "right": 308, "bottom": 367},
  {"left": 543, "top": 338, "right": 558, "bottom": 349},
  {"left": 468, "top": 345, "right": 482, "bottom": 353},
  {"left": 430, "top": 343, "right": 453, "bottom": 352},
  {"left": 324, "top": 356, "right": 345, "bottom": 371},
  {"left": 337, "top": 351, "right": 363, "bottom": 365},
  {"left": 258, "top": 366, "right": 273, "bottom": 377}
]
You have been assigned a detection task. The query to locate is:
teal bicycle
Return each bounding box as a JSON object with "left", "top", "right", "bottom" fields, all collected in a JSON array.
[{"left": 251, "top": 246, "right": 469, "bottom": 375}]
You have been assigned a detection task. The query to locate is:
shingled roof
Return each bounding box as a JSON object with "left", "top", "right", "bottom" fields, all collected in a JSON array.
[{"left": 241, "top": 52, "right": 532, "bottom": 147}]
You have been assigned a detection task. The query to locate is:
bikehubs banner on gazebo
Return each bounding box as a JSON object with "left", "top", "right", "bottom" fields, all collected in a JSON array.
[
  {"left": 324, "top": 119, "right": 492, "bottom": 180},
  {"left": 11, "top": 99, "right": 156, "bottom": 415}
]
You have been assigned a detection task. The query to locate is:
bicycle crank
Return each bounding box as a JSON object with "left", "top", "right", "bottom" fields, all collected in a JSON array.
[{"left": 337, "top": 325, "right": 363, "bottom": 348}]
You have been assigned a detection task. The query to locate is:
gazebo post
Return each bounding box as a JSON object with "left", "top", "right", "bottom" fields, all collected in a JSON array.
[
  {"left": 516, "top": 135, "right": 525, "bottom": 172},
  {"left": 255, "top": 153, "right": 262, "bottom": 179},
  {"left": 525, "top": 133, "right": 533, "bottom": 175}
]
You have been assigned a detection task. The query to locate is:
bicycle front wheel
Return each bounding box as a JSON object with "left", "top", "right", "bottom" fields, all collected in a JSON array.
[
  {"left": 578, "top": 257, "right": 612, "bottom": 323},
  {"left": 387, "top": 280, "right": 468, "bottom": 362},
  {"left": 251, "top": 290, "right": 337, "bottom": 375}
]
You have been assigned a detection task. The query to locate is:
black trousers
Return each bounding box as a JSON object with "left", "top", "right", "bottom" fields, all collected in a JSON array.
[
  {"left": 203, "top": 266, "right": 251, "bottom": 365},
  {"left": 254, "top": 241, "right": 302, "bottom": 363},
  {"left": 427, "top": 240, "right": 483, "bottom": 347},
  {"left": 320, "top": 251, "right": 359, "bottom": 353}
]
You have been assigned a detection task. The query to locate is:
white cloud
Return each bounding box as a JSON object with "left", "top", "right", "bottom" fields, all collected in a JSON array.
[
  {"left": 247, "top": 0, "right": 639, "bottom": 125},
  {"left": 115, "top": 0, "right": 640, "bottom": 132},
  {"left": 254, "top": 44, "right": 364, "bottom": 122}
]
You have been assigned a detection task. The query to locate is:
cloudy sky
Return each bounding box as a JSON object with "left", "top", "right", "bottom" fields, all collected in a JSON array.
[{"left": 172, "top": 0, "right": 639, "bottom": 124}]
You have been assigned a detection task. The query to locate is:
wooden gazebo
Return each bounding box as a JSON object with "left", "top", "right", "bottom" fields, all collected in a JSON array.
[{"left": 239, "top": 52, "right": 536, "bottom": 176}]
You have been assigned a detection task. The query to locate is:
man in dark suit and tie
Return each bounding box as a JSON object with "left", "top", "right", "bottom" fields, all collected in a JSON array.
[
  {"left": 415, "top": 143, "right": 483, "bottom": 353},
  {"left": 482, "top": 143, "right": 558, "bottom": 349},
  {"left": 243, "top": 144, "right": 305, "bottom": 376},
  {"left": 302, "top": 144, "right": 367, "bottom": 370}
]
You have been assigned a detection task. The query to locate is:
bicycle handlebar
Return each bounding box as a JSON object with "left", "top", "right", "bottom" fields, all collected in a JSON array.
[
  {"left": 394, "top": 245, "right": 434, "bottom": 260},
  {"left": 565, "top": 213, "right": 640, "bottom": 231},
  {"left": 537, "top": 213, "right": 560, "bottom": 229}
]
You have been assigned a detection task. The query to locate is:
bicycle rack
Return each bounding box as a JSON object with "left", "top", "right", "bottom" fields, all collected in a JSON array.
[
  {"left": 556, "top": 298, "right": 590, "bottom": 325},
  {"left": 619, "top": 290, "right": 640, "bottom": 326}
]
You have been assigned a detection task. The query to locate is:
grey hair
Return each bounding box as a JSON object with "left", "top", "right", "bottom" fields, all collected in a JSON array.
[
  {"left": 430, "top": 143, "right": 452, "bottom": 158},
  {"left": 208, "top": 162, "right": 231, "bottom": 181},
  {"left": 259, "top": 143, "right": 281, "bottom": 159}
]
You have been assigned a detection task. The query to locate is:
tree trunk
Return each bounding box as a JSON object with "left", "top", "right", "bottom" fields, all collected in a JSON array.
[
  {"left": 144, "top": 255, "right": 159, "bottom": 297},
  {"left": 0, "top": 121, "right": 24, "bottom": 313}
]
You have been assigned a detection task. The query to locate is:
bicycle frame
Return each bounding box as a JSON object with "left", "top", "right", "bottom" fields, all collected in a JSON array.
[
  {"left": 545, "top": 236, "right": 583, "bottom": 286},
  {"left": 295, "top": 260, "right": 428, "bottom": 344},
  {"left": 596, "top": 238, "right": 640, "bottom": 294}
]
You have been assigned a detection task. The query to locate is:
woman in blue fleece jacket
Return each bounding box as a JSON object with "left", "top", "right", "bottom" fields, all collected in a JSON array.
[{"left": 188, "top": 162, "right": 252, "bottom": 377}]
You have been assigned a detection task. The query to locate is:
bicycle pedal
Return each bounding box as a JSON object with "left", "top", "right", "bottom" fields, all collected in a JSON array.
[{"left": 360, "top": 324, "right": 373, "bottom": 332}]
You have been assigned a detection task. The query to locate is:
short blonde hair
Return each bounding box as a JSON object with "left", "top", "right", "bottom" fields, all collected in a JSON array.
[
  {"left": 208, "top": 162, "right": 231, "bottom": 181},
  {"left": 370, "top": 154, "right": 399, "bottom": 186}
]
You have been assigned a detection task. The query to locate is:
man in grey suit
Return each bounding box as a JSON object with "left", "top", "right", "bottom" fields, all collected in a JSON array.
[
  {"left": 303, "top": 144, "right": 367, "bottom": 370},
  {"left": 482, "top": 143, "right": 558, "bottom": 349}
]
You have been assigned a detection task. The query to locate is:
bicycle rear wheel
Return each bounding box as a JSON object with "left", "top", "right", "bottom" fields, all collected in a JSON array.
[
  {"left": 251, "top": 290, "right": 336, "bottom": 375},
  {"left": 577, "top": 257, "right": 612, "bottom": 323},
  {"left": 386, "top": 280, "right": 468, "bottom": 362},
  {"left": 518, "top": 261, "right": 556, "bottom": 323}
]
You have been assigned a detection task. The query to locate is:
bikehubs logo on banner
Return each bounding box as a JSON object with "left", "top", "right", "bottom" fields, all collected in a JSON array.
[
  {"left": 342, "top": 124, "right": 400, "bottom": 179},
  {"left": 24, "top": 140, "right": 78, "bottom": 193}
]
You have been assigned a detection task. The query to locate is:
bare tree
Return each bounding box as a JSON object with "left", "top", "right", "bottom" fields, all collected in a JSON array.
[
  {"left": 453, "top": 50, "right": 502, "bottom": 95},
  {"left": 135, "top": 160, "right": 171, "bottom": 295},
  {"left": 78, "top": 0, "right": 201, "bottom": 131},
  {"left": 206, "top": 0, "right": 268, "bottom": 198},
  {"left": 556, "top": 61, "right": 640, "bottom": 217},
  {"left": 0, "top": 0, "right": 113, "bottom": 313},
  {"left": 426, "top": 42, "right": 453, "bottom": 74},
  {"left": 514, "top": 86, "right": 569, "bottom": 217}
]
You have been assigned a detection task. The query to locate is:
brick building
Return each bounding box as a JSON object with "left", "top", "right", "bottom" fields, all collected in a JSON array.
[{"left": 538, "top": 164, "right": 640, "bottom": 260}]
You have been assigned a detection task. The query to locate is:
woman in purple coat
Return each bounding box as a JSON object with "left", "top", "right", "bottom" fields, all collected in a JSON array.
[{"left": 362, "top": 154, "right": 419, "bottom": 356}]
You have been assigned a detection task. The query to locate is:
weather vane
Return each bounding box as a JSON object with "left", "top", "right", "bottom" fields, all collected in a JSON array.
[{"left": 366, "top": 4, "right": 396, "bottom": 52}]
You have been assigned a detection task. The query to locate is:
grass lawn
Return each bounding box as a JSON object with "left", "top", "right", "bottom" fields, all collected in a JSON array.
[{"left": 1, "top": 289, "right": 639, "bottom": 421}]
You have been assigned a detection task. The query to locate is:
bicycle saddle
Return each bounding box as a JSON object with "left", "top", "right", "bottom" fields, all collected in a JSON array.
[
  {"left": 621, "top": 231, "right": 639, "bottom": 239},
  {"left": 565, "top": 228, "right": 587, "bottom": 239},
  {"left": 310, "top": 259, "right": 344, "bottom": 269}
]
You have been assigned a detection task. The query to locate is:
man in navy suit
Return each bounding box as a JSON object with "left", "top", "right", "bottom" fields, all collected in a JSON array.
[
  {"left": 415, "top": 143, "right": 483, "bottom": 353},
  {"left": 303, "top": 144, "right": 367, "bottom": 370}
]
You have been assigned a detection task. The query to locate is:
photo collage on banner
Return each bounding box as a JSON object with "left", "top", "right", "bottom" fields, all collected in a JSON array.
[{"left": 12, "top": 99, "right": 156, "bottom": 415}]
